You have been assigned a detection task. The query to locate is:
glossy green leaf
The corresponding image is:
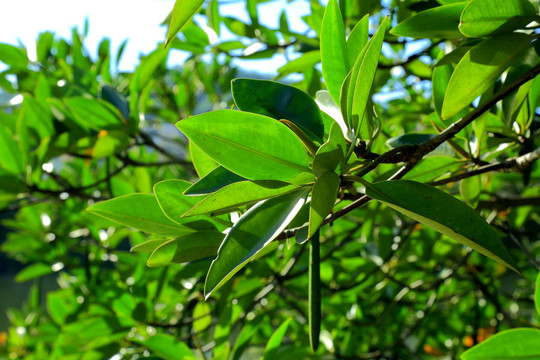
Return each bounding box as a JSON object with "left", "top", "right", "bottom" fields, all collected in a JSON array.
[
  {"left": 177, "top": 110, "right": 310, "bottom": 181},
  {"left": 87, "top": 193, "right": 191, "bottom": 237},
  {"left": 190, "top": 141, "right": 218, "bottom": 178},
  {"left": 346, "top": 14, "right": 369, "bottom": 69},
  {"left": 184, "top": 166, "right": 246, "bottom": 196},
  {"left": 363, "top": 180, "right": 519, "bottom": 273},
  {"left": 184, "top": 180, "right": 301, "bottom": 217},
  {"left": 391, "top": 3, "right": 466, "bottom": 39},
  {"left": 232, "top": 78, "right": 324, "bottom": 143},
  {"left": 140, "top": 334, "right": 193, "bottom": 360},
  {"left": 459, "top": 0, "right": 537, "bottom": 38},
  {"left": 309, "top": 171, "right": 340, "bottom": 237},
  {"left": 321, "top": 0, "right": 349, "bottom": 105},
  {"left": 205, "top": 189, "right": 308, "bottom": 298},
  {"left": 442, "top": 33, "right": 532, "bottom": 119},
  {"left": 312, "top": 122, "right": 347, "bottom": 177},
  {"left": 147, "top": 231, "right": 224, "bottom": 267},
  {"left": 153, "top": 179, "right": 223, "bottom": 231},
  {"left": 348, "top": 17, "right": 388, "bottom": 139},
  {"left": 461, "top": 328, "right": 540, "bottom": 359},
  {"left": 65, "top": 97, "right": 125, "bottom": 131},
  {"left": 165, "top": 0, "right": 205, "bottom": 47},
  {"left": 315, "top": 90, "right": 349, "bottom": 139},
  {"left": 264, "top": 318, "right": 293, "bottom": 360}
]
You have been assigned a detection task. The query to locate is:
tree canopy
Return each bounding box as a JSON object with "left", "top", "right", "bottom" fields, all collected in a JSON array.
[{"left": 0, "top": 0, "right": 540, "bottom": 359}]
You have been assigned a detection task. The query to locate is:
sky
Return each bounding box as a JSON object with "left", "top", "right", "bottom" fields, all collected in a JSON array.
[{"left": 0, "top": 0, "right": 311, "bottom": 74}]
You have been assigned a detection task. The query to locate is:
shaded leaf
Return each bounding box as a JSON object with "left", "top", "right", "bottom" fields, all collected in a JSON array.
[
  {"left": 15, "top": 263, "right": 53, "bottom": 282},
  {"left": 309, "top": 172, "right": 340, "bottom": 237},
  {"left": 177, "top": 110, "right": 310, "bottom": 181},
  {"left": 147, "top": 231, "right": 224, "bottom": 267},
  {"left": 185, "top": 166, "right": 246, "bottom": 196},
  {"left": 205, "top": 189, "right": 308, "bottom": 298},
  {"left": 363, "top": 180, "right": 519, "bottom": 273},
  {"left": 312, "top": 122, "right": 347, "bottom": 177},
  {"left": 139, "top": 334, "right": 193, "bottom": 360},
  {"left": 232, "top": 78, "right": 324, "bottom": 143}
]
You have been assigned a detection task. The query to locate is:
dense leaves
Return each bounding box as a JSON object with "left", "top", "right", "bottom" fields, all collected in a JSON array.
[{"left": 1, "top": 0, "right": 540, "bottom": 359}]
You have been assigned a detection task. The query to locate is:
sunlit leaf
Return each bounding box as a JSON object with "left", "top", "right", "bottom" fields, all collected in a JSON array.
[
  {"left": 321, "top": 0, "right": 349, "bottom": 105},
  {"left": 442, "top": 33, "right": 532, "bottom": 119},
  {"left": 459, "top": 0, "right": 537, "bottom": 38},
  {"left": 461, "top": 329, "right": 540, "bottom": 359},
  {"left": 177, "top": 110, "right": 310, "bottom": 181},
  {"left": 263, "top": 318, "right": 293, "bottom": 360},
  {"left": 165, "top": 0, "right": 205, "bottom": 47},
  {"left": 184, "top": 166, "right": 246, "bottom": 196},
  {"left": 391, "top": 3, "right": 466, "bottom": 39},
  {"left": 312, "top": 122, "right": 347, "bottom": 177},
  {"left": 87, "top": 194, "right": 192, "bottom": 237}
]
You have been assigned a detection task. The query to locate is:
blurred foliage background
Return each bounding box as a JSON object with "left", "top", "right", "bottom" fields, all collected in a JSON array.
[{"left": 0, "top": 0, "right": 539, "bottom": 359}]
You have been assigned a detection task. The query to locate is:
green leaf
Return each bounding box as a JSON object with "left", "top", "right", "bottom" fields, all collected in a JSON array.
[
  {"left": 432, "top": 50, "right": 454, "bottom": 118},
  {"left": 185, "top": 166, "right": 246, "bottom": 196},
  {"left": 309, "top": 172, "right": 340, "bottom": 237},
  {"left": 459, "top": 0, "right": 537, "bottom": 38},
  {"left": 315, "top": 90, "right": 349, "bottom": 139},
  {"left": 153, "top": 179, "right": 223, "bottom": 231},
  {"left": 205, "top": 189, "right": 308, "bottom": 298},
  {"left": 139, "top": 334, "right": 194, "bottom": 360},
  {"left": 147, "top": 231, "right": 224, "bottom": 267},
  {"left": 0, "top": 125, "right": 23, "bottom": 174},
  {"left": 232, "top": 79, "right": 325, "bottom": 143},
  {"left": 92, "top": 130, "right": 130, "bottom": 159},
  {"left": 386, "top": 133, "right": 455, "bottom": 157},
  {"left": 15, "top": 263, "right": 53, "bottom": 282},
  {"left": 0, "top": 43, "right": 28, "bottom": 68},
  {"left": 277, "top": 50, "right": 321, "bottom": 77},
  {"left": 312, "top": 122, "right": 347, "bottom": 177},
  {"left": 309, "top": 231, "right": 321, "bottom": 352},
  {"left": 177, "top": 110, "right": 310, "bottom": 181},
  {"left": 390, "top": 3, "right": 467, "bottom": 39},
  {"left": 130, "top": 239, "right": 169, "bottom": 253},
  {"left": 65, "top": 97, "right": 125, "bottom": 131},
  {"left": 193, "top": 301, "right": 212, "bottom": 333},
  {"left": 184, "top": 180, "right": 301, "bottom": 217},
  {"left": 321, "top": 0, "right": 349, "bottom": 105},
  {"left": 87, "top": 194, "right": 192, "bottom": 237},
  {"left": 165, "top": 0, "right": 205, "bottom": 47},
  {"left": 442, "top": 32, "right": 532, "bottom": 119},
  {"left": 459, "top": 176, "right": 481, "bottom": 208},
  {"left": 348, "top": 17, "right": 388, "bottom": 139},
  {"left": 264, "top": 318, "right": 293, "bottom": 360},
  {"left": 535, "top": 271, "right": 540, "bottom": 316},
  {"left": 190, "top": 142, "right": 218, "bottom": 178},
  {"left": 363, "top": 180, "right": 519, "bottom": 273},
  {"left": 346, "top": 14, "right": 369, "bottom": 69},
  {"left": 461, "top": 328, "right": 540, "bottom": 359}
]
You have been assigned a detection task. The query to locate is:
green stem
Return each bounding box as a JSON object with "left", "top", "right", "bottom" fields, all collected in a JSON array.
[{"left": 309, "top": 230, "right": 321, "bottom": 352}]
